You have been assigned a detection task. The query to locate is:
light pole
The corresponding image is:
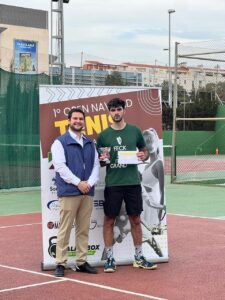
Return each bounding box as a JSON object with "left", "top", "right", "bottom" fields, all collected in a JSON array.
[
  {"left": 51, "top": 0, "right": 70, "bottom": 84},
  {"left": 168, "top": 9, "right": 175, "bottom": 107}
]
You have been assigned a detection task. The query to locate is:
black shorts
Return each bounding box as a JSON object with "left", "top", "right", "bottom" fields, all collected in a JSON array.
[{"left": 104, "top": 185, "right": 143, "bottom": 217}]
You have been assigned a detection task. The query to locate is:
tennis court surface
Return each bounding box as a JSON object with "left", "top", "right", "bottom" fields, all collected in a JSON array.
[{"left": 0, "top": 181, "right": 225, "bottom": 299}]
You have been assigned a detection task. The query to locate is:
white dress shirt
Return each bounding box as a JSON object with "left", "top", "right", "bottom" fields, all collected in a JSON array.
[{"left": 51, "top": 128, "right": 100, "bottom": 187}]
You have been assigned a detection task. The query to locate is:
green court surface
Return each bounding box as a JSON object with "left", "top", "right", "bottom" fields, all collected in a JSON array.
[
  {"left": 166, "top": 181, "right": 225, "bottom": 218},
  {"left": 0, "top": 179, "right": 224, "bottom": 218},
  {"left": 0, "top": 190, "right": 41, "bottom": 215}
]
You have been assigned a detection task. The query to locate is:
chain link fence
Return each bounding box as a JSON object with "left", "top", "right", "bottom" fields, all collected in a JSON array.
[{"left": 172, "top": 39, "right": 225, "bottom": 185}]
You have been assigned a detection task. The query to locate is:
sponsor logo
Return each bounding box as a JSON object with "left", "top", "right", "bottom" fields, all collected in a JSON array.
[
  {"left": 48, "top": 237, "right": 100, "bottom": 258},
  {"left": 113, "top": 145, "right": 126, "bottom": 151},
  {"left": 47, "top": 219, "right": 99, "bottom": 230},
  {"left": 47, "top": 221, "right": 61, "bottom": 229},
  {"left": 48, "top": 236, "right": 57, "bottom": 258},
  {"left": 110, "top": 163, "right": 127, "bottom": 168},
  {"left": 49, "top": 186, "right": 57, "bottom": 193},
  {"left": 116, "top": 136, "right": 122, "bottom": 145},
  {"left": 93, "top": 199, "right": 104, "bottom": 209},
  {"left": 52, "top": 177, "right": 56, "bottom": 185},
  {"left": 47, "top": 221, "right": 55, "bottom": 229},
  {"left": 47, "top": 200, "right": 60, "bottom": 211},
  {"left": 48, "top": 152, "right": 52, "bottom": 162},
  {"left": 89, "top": 219, "right": 102, "bottom": 230},
  {"left": 68, "top": 244, "right": 100, "bottom": 257},
  {"left": 48, "top": 152, "right": 54, "bottom": 169},
  {"left": 49, "top": 177, "right": 57, "bottom": 193}
]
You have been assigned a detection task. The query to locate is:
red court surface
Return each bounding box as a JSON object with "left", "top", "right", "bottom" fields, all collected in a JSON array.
[
  {"left": 164, "top": 156, "right": 225, "bottom": 175},
  {"left": 0, "top": 213, "right": 225, "bottom": 300}
]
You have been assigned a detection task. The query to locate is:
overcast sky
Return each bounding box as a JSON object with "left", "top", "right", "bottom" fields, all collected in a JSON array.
[{"left": 1, "top": 0, "right": 225, "bottom": 66}]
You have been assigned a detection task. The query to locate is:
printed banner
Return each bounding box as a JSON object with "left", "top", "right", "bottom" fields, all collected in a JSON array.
[
  {"left": 14, "top": 39, "right": 38, "bottom": 74},
  {"left": 39, "top": 86, "right": 168, "bottom": 270}
]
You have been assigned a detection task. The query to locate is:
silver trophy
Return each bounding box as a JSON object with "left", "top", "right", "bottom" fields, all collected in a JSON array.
[{"left": 99, "top": 147, "right": 111, "bottom": 164}]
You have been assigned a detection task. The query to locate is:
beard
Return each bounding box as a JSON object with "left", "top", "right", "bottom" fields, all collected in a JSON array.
[
  {"left": 69, "top": 123, "right": 83, "bottom": 133},
  {"left": 112, "top": 114, "right": 123, "bottom": 122}
]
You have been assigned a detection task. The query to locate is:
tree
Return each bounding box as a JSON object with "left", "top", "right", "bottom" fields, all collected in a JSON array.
[
  {"left": 205, "top": 81, "right": 225, "bottom": 103},
  {"left": 105, "top": 71, "right": 124, "bottom": 86},
  {"left": 176, "top": 84, "right": 219, "bottom": 130},
  {"left": 162, "top": 80, "right": 219, "bottom": 131},
  {"left": 161, "top": 80, "right": 190, "bottom": 130}
]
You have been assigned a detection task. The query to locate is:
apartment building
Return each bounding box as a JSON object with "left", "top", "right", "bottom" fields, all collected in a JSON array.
[
  {"left": 83, "top": 60, "right": 225, "bottom": 96},
  {"left": 51, "top": 65, "right": 142, "bottom": 86}
]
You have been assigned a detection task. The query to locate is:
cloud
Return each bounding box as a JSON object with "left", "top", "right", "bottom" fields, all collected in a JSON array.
[{"left": 1, "top": 0, "right": 225, "bottom": 66}]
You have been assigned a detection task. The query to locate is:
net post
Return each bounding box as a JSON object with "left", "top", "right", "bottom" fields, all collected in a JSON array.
[{"left": 171, "top": 42, "right": 179, "bottom": 183}]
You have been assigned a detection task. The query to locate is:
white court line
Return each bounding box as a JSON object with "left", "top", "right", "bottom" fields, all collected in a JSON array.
[
  {"left": 168, "top": 213, "right": 225, "bottom": 220},
  {"left": 0, "top": 211, "right": 40, "bottom": 217},
  {"left": 214, "top": 216, "right": 225, "bottom": 220},
  {"left": 0, "top": 280, "right": 66, "bottom": 293},
  {"left": 0, "top": 264, "right": 167, "bottom": 300},
  {"left": 1, "top": 214, "right": 224, "bottom": 230},
  {"left": 0, "top": 223, "right": 41, "bottom": 229}
]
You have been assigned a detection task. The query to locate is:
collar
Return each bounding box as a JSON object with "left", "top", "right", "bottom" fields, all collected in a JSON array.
[{"left": 68, "top": 128, "right": 87, "bottom": 140}]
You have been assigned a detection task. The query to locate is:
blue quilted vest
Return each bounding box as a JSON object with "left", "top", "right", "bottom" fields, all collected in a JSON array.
[{"left": 55, "top": 131, "right": 95, "bottom": 197}]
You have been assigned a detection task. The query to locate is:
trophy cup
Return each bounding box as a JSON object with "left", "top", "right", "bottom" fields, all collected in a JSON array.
[{"left": 99, "top": 147, "right": 111, "bottom": 164}]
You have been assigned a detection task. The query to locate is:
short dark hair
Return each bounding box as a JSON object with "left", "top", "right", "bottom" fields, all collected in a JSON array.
[
  {"left": 67, "top": 108, "right": 85, "bottom": 120},
  {"left": 107, "top": 98, "right": 126, "bottom": 110}
]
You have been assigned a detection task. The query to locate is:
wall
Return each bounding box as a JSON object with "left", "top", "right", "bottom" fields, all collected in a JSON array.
[
  {"left": 215, "top": 105, "right": 225, "bottom": 154},
  {"left": 163, "top": 131, "right": 217, "bottom": 156},
  {"left": 163, "top": 105, "right": 225, "bottom": 156}
]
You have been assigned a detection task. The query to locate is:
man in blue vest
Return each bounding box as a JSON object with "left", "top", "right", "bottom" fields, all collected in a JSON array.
[{"left": 51, "top": 108, "right": 100, "bottom": 277}]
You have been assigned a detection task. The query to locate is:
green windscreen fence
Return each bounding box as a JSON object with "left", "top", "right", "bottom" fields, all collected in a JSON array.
[
  {"left": 163, "top": 115, "right": 225, "bottom": 186},
  {"left": 174, "top": 130, "right": 225, "bottom": 185},
  {"left": 0, "top": 68, "right": 60, "bottom": 189}
]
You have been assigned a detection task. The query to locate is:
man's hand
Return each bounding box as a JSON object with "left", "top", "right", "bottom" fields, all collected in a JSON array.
[
  {"left": 99, "top": 152, "right": 108, "bottom": 161},
  {"left": 77, "top": 181, "right": 91, "bottom": 194},
  {"left": 137, "top": 148, "right": 149, "bottom": 161},
  {"left": 98, "top": 152, "right": 109, "bottom": 167},
  {"left": 137, "top": 151, "right": 147, "bottom": 161}
]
